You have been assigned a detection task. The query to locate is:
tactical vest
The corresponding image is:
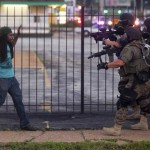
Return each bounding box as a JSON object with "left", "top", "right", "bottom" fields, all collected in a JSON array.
[{"left": 119, "top": 41, "right": 149, "bottom": 77}]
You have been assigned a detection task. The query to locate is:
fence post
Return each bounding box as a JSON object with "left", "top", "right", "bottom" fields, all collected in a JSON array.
[{"left": 81, "top": 0, "right": 86, "bottom": 113}]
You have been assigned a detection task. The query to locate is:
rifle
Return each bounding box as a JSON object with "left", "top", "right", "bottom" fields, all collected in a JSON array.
[
  {"left": 88, "top": 46, "right": 123, "bottom": 63},
  {"left": 90, "top": 26, "right": 124, "bottom": 43},
  {"left": 88, "top": 36, "right": 129, "bottom": 67},
  {"left": 88, "top": 47, "right": 124, "bottom": 69},
  {"left": 88, "top": 24, "right": 129, "bottom": 67}
]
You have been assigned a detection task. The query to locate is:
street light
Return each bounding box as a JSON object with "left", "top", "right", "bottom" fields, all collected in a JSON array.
[
  {"left": 104, "top": 9, "right": 108, "bottom": 14},
  {"left": 118, "top": 10, "right": 121, "bottom": 14}
]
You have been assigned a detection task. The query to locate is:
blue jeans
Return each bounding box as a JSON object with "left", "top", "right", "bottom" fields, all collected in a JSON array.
[{"left": 0, "top": 77, "right": 29, "bottom": 128}]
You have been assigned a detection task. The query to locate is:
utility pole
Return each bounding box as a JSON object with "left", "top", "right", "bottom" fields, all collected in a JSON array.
[
  {"left": 140, "top": 0, "right": 144, "bottom": 18},
  {"left": 134, "top": 0, "right": 136, "bottom": 8},
  {"left": 140, "top": 0, "right": 143, "bottom": 12},
  {"left": 100, "top": 0, "right": 104, "bottom": 14}
]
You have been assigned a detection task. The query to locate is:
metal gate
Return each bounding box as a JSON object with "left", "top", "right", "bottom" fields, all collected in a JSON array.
[{"left": 0, "top": 4, "right": 146, "bottom": 113}]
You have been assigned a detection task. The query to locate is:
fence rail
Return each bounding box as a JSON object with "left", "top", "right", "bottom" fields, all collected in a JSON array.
[{"left": 0, "top": 5, "right": 147, "bottom": 113}]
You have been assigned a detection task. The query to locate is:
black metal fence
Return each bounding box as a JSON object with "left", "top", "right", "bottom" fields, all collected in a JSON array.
[{"left": 0, "top": 5, "right": 147, "bottom": 113}]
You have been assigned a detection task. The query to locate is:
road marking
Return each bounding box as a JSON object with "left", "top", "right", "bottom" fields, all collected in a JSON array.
[
  {"left": 40, "top": 101, "right": 51, "bottom": 112},
  {"left": 13, "top": 50, "right": 51, "bottom": 88}
]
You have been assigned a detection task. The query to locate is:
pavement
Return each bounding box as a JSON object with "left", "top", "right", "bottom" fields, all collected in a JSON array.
[
  {"left": 2, "top": 51, "right": 150, "bottom": 143},
  {"left": 0, "top": 112, "right": 150, "bottom": 143}
]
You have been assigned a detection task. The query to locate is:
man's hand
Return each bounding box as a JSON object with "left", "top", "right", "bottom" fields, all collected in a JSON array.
[
  {"left": 17, "top": 25, "right": 22, "bottom": 35},
  {"left": 103, "top": 39, "right": 111, "bottom": 46},
  {"left": 103, "top": 39, "right": 120, "bottom": 47},
  {"left": 97, "top": 62, "right": 108, "bottom": 70},
  {"left": 12, "top": 25, "right": 22, "bottom": 47}
]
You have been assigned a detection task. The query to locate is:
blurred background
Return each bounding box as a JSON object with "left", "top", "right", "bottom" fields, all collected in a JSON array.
[
  {"left": 0, "top": 0, "right": 149, "bottom": 32},
  {"left": 0, "top": 0, "right": 149, "bottom": 113}
]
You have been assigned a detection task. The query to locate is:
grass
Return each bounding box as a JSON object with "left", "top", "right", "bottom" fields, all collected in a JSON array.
[{"left": 0, "top": 141, "right": 150, "bottom": 150}]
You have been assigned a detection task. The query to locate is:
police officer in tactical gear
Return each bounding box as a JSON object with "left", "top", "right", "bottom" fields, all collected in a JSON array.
[
  {"left": 98, "top": 27, "right": 150, "bottom": 136},
  {"left": 103, "top": 13, "right": 141, "bottom": 120},
  {"left": 119, "top": 13, "right": 135, "bottom": 27},
  {"left": 103, "top": 13, "right": 135, "bottom": 47}
]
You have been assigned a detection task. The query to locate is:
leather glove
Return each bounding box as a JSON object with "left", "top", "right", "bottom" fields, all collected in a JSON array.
[{"left": 97, "top": 62, "right": 108, "bottom": 70}]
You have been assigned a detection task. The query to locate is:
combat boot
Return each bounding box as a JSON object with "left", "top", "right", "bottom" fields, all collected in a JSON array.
[
  {"left": 130, "top": 115, "right": 148, "bottom": 130},
  {"left": 102, "top": 124, "right": 122, "bottom": 136},
  {"left": 127, "top": 105, "right": 141, "bottom": 120}
]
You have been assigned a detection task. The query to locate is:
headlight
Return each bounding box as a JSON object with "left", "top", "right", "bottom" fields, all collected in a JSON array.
[
  {"left": 97, "top": 21, "right": 105, "bottom": 25},
  {"left": 135, "top": 19, "right": 140, "bottom": 26},
  {"left": 107, "top": 21, "right": 113, "bottom": 26}
]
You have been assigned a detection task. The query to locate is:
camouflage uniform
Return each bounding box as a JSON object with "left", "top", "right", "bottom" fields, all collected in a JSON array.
[
  {"left": 115, "top": 40, "right": 150, "bottom": 125},
  {"left": 125, "top": 17, "right": 150, "bottom": 120},
  {"left": 102, "top": 24, "right": 149, "bottom": 136}
]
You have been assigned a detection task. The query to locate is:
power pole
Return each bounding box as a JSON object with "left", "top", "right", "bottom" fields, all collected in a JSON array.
[
  {"left": 134, "top": 0, "right": 136, "bottom": 8},
  {"left": 100, "top": 0, "right": 104, "bottom": 14},
  {"left": 141, "top": 0, "right": 143, "bottom": 12},
  {"left": 140, "top": 0, "right": 144, "bottom": 18}
]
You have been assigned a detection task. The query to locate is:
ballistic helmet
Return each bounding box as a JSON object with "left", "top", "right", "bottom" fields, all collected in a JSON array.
[
  {"left": 144, "top": 17, "right": 150, "bottom": 29},
  {"left": 125, "top": 27, "right": 142, "bottom": 41},
  {"left": 119, "top": 13, "right": 135, "bottom": 26}
]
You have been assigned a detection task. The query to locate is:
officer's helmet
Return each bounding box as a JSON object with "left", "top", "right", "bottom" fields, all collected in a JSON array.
[
  {"left": 144, "top": 17, "right": 150, "bottom": 28},
  {"left": 144, "top": 17, "right": 150, "bottom": 32},
  {"left": 119, "top": 13, "right": 135, "bottom": 27},
  {"left": 125, "top": 27, "right": 142, "bottom": 41}
]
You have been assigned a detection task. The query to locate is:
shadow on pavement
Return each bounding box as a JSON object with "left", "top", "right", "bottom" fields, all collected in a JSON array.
[{"left": 0, "top": 112, "right": 147, "bottom": 130}]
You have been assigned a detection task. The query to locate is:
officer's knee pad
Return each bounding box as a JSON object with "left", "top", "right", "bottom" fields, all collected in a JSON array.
[
  {"left": 118, "top": 80, "right": 128, "bottom": 94},
  {"left": 116, "top": 95, "right": 132, "bottom": 109},
  {"left": 117, "top": 88, "right": 138, "bottom": 109}
]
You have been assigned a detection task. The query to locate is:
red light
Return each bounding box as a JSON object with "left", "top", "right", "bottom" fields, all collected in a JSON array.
[{"left": 75, "top": 17, "right": 81, "bottom": 24}]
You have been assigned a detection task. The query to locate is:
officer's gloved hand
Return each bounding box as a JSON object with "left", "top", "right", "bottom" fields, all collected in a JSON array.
[{"left": 97, "top": 62, "right": 108, "bottom": 70}]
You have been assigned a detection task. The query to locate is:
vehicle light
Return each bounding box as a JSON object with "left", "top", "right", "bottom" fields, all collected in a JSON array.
[
  {"left": 108, "top": 20, "right": 113, "bottom": 26},
  {"left": 75, "top": 17, "right": 81, "bottom": 24},
  {"left": 97, "top": 21, "right": 105, "bottom": 25},
  {"left": 135, "top": 19, "right": 140, "bottom": 26},
  {"left": 104, "top": 10, "right": 108, "bottom": 14},
  {"left": 118, "top": 10, "right": 122, "bottom": 14},
  {"left": 78, "top": 19, "right": 81, "bottom": 24}
]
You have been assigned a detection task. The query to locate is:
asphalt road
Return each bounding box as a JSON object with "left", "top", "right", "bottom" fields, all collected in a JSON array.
[{"left": 1, "top": 33, "right": 120, "bottom": 113}]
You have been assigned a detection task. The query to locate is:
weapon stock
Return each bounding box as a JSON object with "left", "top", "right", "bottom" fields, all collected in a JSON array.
[{"left": 88, "top": 50, "right": 106, "bottom": 59}]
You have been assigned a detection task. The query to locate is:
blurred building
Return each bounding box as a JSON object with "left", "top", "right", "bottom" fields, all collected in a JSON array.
[
  {"left": 104, "top": 0, "right": 130, "bottom": 7},
  {"left": 0, "top": 0, "right": 67, "bottom": 28},
  {"left": 131, "top": 0, "right": 150, "bottom": 17}
]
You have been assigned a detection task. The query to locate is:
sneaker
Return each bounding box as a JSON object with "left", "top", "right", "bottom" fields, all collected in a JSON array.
[{"left": 21, "top": 124, "right": 37, "bottom": 131}]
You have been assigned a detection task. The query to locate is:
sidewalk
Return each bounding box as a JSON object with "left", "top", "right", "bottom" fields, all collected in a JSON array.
[
  {"left": 0, "top": 112, "right": 150, "bottom": 143},
  {"left": 0, "top": 130, "right": 150, "bottom": 143}
]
